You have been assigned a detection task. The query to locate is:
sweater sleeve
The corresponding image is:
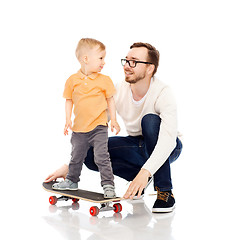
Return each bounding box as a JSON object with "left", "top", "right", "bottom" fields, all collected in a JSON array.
[{"left": 142, "top": 86, "right": 178, "bottom": 176}]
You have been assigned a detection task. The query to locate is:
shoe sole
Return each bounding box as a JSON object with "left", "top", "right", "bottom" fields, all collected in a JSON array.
[
  {"left": 104, "top": 195, "right": 116, "bottom": 199},
  {"left": 152, "top": 204, "right": 176, "bottom": 213}
]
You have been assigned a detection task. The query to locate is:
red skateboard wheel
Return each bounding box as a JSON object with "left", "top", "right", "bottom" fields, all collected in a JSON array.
[
  {"left": 113, "top": 203, "right": 122, "bottom": 213},
  {"left": 49, "top": 196, "right": 57, "bottom": 205},
  {"left": 89, "top": 206, "right": 100, "bottom": 216},
  {"left": 72, "top": 198, "right": 79, "bottom": 203}
]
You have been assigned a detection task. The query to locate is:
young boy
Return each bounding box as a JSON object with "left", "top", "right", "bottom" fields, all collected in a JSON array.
[{"left": 52, "top": 38, "right": 120, "bottom": 198}]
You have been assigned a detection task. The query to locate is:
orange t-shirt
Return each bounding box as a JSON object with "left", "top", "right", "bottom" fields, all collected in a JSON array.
[{"left": 63, "top": 70, "right": 116, "bottom": 132}]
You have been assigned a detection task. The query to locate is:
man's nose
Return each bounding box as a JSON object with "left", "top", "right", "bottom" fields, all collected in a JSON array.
[{"left": 123, "top": 61, "right": 131, "bottom": 70}]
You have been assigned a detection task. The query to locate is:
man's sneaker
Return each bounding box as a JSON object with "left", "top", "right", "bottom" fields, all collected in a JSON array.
[
  {"left": 152, "top": 187, "right": 175, "bottom": 213},
  {"left": 52, "top": 179, "right": 78, "bottom": 190},
  {"left": 103, "top": 185, "right": 116, "bottom": 198}
]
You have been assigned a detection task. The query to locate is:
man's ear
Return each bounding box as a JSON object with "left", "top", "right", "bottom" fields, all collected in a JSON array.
[{"left": 147, "top": 64, "right": 155, "bottom": 76}]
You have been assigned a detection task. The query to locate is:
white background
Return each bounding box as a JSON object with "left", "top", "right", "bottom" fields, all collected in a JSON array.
[{"left": 1, "top": 0, "right": 240, "bottom": 239}]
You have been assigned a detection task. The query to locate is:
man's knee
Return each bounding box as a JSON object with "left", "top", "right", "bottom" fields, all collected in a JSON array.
[{"left": 141, "top": 114, "right": 161, "bottom": 137}]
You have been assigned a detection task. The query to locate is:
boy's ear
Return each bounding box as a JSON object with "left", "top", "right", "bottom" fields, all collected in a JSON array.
[{"left": 83, "top": 55, "right": 88, "bottom": 64}]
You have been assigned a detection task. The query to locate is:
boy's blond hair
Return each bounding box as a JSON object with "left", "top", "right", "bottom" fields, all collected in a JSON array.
[{"left": 75, "top": 38, "right": 106, "bottom": 60}]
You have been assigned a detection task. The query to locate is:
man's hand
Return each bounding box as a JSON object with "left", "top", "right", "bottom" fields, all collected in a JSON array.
[
  {"left": 123, "top": 169, "right": 151, "bottom": 199},
  {"left": 44, "top": 164, "right": 69, "bottom": 182}
]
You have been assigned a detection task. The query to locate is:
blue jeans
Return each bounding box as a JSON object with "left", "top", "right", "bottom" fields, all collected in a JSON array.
[{"left": 84, "top": 114, "right": 183, "bottom": 191}]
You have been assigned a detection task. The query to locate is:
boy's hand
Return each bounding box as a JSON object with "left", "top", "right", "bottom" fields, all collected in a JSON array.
[
  {"left": 111, "top": 120, "right": 120, "bottom": 135},
  {"left": 64, "top": 120, "right": 72, "bottom": 135}
]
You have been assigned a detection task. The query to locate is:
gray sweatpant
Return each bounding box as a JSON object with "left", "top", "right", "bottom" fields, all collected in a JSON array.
[{"left": 66, "top": 125, "right": 114, "bottom": 186}]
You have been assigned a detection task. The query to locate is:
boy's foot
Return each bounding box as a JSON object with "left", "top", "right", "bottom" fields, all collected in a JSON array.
[
  {"left": 52, "top": 179, "right": 78, "bottom": 190},
  {"left": 103, "top": 185, "right": 116, "bottom": 198},
  {"left": 152, "top": 189, "right": 175, "bottom": 213}
]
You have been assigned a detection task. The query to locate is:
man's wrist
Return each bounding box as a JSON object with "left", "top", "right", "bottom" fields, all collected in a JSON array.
[{"left": 141, "top": 168, "right": 151, "bottom": 178}]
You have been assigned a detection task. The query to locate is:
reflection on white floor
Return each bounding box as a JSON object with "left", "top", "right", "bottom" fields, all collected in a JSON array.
[
  {"left": 42, "top": 195, "right": 175, "bottom": 240},
  {"left": 3, "top": 181, "right": 239, "bottom": 240}
]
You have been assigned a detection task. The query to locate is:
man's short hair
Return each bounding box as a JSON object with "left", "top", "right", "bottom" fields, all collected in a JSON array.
[{"left": 130, "top": 42, "right": 160, "bottom": 76}]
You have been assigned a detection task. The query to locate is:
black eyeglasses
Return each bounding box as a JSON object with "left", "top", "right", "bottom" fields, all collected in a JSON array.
[{"left": 121, "top": 59, "right": 153, "bottom": 68}]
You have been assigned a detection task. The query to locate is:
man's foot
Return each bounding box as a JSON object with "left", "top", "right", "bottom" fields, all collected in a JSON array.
[
  {"left": 52, "top": 179, "right": 78, "bottom": 190},
  {"left": 103, "top": 185, "right": 116, "bottom": 198},
  {"left": 152, "top": 188, "right": 175, "bottom": 213}
]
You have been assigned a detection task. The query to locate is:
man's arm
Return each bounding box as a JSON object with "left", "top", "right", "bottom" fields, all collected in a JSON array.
[
  {"left": 142, "top": 86, "right": 177, "bottom": 175},
  {"left": 124, "top": 86, "right": 177, "bottom": 199}
]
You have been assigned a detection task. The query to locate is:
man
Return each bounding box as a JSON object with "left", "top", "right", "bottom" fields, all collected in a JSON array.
[{"left": 45, "top": 42, "right": 182, "bottom": 213}]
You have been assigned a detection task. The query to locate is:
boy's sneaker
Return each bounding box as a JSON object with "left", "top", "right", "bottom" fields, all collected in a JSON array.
[
  {"left": 52, "top": 179, "right": 78, "bottom": 190},
  {"left": 103, "top": 185, "right": 116, "bottom": 198},
  {"left": 152, "top": 188, "right": 175, "bottom": 213}
]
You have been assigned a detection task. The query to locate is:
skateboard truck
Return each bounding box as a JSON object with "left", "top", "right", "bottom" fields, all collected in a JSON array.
[
  {"left": 89, "top": 202, "right": 122, "bottom": 216},
  {"left": 49, "top": 195, "right": 79, "bottom": 205},
  {"left": 100, "top": 202, "right": 114, "bottom": 212}
]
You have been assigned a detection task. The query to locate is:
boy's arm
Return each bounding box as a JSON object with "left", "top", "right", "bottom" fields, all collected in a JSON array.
[
  {"left": 106, "top": 96, "right": 120, "bottom": 135},
  {"left": 64, "top": 99, "right": 73, "bottom": 135}
]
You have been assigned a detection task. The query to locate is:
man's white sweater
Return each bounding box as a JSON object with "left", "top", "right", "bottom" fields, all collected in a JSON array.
[{"left": 114, "top": 77, "right": 178, "bottom": 176}]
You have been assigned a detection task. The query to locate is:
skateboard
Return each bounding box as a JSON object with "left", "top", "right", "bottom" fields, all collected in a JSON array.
[{"left": 42, "top": 181, "right": 123, "bottom": 216}]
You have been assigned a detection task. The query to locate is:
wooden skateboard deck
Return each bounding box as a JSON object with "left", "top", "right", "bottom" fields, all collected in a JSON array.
[{"left": 42, "top": 181, "right": 123, "bottom": 216}]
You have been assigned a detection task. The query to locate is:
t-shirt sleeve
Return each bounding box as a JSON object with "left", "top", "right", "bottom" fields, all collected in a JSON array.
[
  {"left": 104, "top": 76, "right": 116, "bottom": 98},
  {"left": 63, "top": 77, "right": 73, "bottom": 99}
]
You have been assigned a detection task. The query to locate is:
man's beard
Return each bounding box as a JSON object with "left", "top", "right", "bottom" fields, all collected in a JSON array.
[{"left": 125, "top": 72, "right": 146, "bottom": 84}]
